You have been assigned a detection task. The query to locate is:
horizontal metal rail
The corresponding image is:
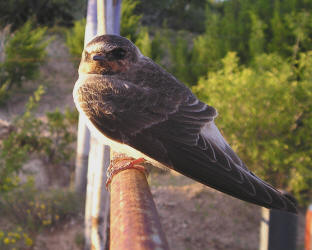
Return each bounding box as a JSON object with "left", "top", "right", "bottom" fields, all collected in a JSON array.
[{"left": 110, "top": 162, "right": 169, "bottom": 250}]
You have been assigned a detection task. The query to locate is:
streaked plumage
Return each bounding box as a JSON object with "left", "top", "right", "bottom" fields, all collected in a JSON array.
[{"left": 73, "top": 35, "right": 297, "bottom": 213}]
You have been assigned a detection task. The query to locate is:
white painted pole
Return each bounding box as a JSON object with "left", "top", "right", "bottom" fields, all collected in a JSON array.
[
  {"left": 84, "top": 1, "right": 122, "bottom": 249},
  {"left": 259, "top": 207, "right": 298, "bottom": 250},
  {"left": 77, "top": 1, "right": 98, "bottom": 249},
  {"left": 74, "top": 0, "right": 97, "bottom": 195},
  {"left": 87, "top": 137, "right": 110, "bottom": 250}
]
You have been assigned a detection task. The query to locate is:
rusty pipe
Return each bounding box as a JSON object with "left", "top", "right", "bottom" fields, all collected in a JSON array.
[{"left": 110, "top": 165, "right": 169, "bottom": 250}]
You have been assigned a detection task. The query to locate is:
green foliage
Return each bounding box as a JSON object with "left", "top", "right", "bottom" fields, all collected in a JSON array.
[
  {"left": 66, "top": 18, "right": 85, "bottom": 64},
  {"left": 135, "top": 28, "right": 164, "bottom": 64},
  {"left": 285, "top": 11, "right": 312, "bottom": 59},
  {"left": 0, "top": 86, "right": 45, "bottom": 193},
  {"left": 0, "top": 0, "right": 82, "bottom": 30},
  {"left": 0, "top": 226, "right": 33, "bottom": 249},
  {"left": 166, "top": 31, "right": 195, "bottom": 86},
  {"left": 194, "top": 51, "right": 312, "bottom": 204},
  {"left": 121, "top": 0, "right": 142, "bottom": 42},
  {"left": 42, "top": 108, "right": 78, "bottom": 165},
  {"left": 248, "top": 12, "right": 266, "bottom": 57},
  {"left": 161, "top": 0, "right": 206, "bottom": 33},
  {"left": 181, "top": 0, "right": 312, "bottom": 65},
  {"left": 61, "top": 0, "right": 312, "bottom": 205},
  {"left": 134, "top": 0, "right": 206, "bottom": 33},
  {"left": 1, "top": 178, "right": 81, "bottom": 232},
  {"left": 13, "top": 95, "right": 77, "bottom": 166},
  {"left": 0, "top": 21, "right": 50, "bottom": 102},
  {"left": 0, "top": 82, "right": 10, "bottom": 106},
  {"left": 191, "top": 5, "right": 223, "bottom": 80},
  {"left": 0, "top": 86, "right": 78, "bottom": 194}
]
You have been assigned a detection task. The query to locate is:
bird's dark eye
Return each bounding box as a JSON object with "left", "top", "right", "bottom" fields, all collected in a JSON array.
[{"left": 109, "top": 48, "right": 126, "bottom": 60}]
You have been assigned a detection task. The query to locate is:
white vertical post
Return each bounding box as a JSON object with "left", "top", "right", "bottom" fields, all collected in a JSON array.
[
  {"left": 259, "top": 208, "right": 270, "bottom": 250},
  {"left": 74, "top": 0, "right": 97, "bottom": 195},
  {"left": 77, "top": 1, "right": 98, "bottom": 249},
  {"left": 84, "top": 1, "right": 122, "bottom": 249},
  {"left": 87, "top": 137, "right": 110, "bottom": 250},
  {"left": 259, "top": 207, "right": 298, "bottom": 250},
  {"left": 113, "top": 0, "right": 122, "bottom": 35}
]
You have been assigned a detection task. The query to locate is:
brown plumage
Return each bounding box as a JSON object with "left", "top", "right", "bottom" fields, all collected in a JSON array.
[{"left": 73, "top": 34, "right": 297, "bottom": 213}]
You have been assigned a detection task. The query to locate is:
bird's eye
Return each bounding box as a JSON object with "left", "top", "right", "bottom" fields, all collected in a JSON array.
[{"left": 109, "top": 48, "right": 126, "bottom": 60}]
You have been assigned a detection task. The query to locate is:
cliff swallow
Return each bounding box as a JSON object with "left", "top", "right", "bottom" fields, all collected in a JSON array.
[{"left": 73, "top": 35, "right": 297, "bottom": 213}]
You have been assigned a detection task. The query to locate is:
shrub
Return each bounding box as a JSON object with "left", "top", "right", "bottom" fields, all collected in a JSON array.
[
  {"left": 0, "top": 0, "right": 81, "bottom": 30},
  {"left": 1, "top": 178, "right": 81, "bottom": 232},
  {"left": 194, "top": 52, "right": 312, "bottom": 205},
  {"left": 0, "top": 21, "right": 50, "bottom": 103},
  {"left": 65, "top": 18, "right": 86, "bottom": 65},
  {"left": 0, "top": 226, "right": 33, "bottom": 250},
  {"left": 135, "top": 27, "right": 164, "bottom": 65},
  {"left": 165, "top": 30, "right": 195, "bottom": 87},
  {"left": 0, "top": 86, "right": 78, "bottom": 194},
  {"left": 120, "top": 0, "right": 142, "bottom": 42}
]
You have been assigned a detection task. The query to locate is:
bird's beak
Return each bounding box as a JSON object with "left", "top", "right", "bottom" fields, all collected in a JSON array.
[{"left": 93, "top": 55, "right": 106, "bottom": 61}]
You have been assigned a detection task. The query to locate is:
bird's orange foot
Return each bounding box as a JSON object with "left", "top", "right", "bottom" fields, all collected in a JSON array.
[{"left": 106, "top": 157, "right": 146, "bottom": 189}]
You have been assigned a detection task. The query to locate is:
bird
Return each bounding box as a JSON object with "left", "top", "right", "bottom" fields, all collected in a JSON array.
[{"left": 73, "top": 34, "right": 297, "bottom": 213}]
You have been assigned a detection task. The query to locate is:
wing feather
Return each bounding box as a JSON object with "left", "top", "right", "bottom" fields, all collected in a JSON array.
[{"left": 74, "top": 70, "right": 297, "bottom": 213}]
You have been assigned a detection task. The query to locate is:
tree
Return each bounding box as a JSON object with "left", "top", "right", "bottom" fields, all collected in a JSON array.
[
  {"left": 194, "top": 52, "right": 312, "bottom": 204},
  {"left": 0, "top": 21, "right": 50, "bottom": 103}
]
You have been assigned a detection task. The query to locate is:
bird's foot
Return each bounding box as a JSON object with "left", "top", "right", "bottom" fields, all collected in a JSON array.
[{"left": 106, "top": 157, "right": 146, "bottom": 189}]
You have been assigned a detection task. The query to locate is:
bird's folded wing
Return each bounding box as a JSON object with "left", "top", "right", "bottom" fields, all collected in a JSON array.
[
  {"left": 151, "top": 96, "right": 296, "bottom": 213},
  {"left": 75, "top": 75, "right": 297, "bottom": 213}
]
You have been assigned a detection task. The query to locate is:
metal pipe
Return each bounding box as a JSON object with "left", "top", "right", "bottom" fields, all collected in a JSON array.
[
  {"left": 74, "top": 0, "right": 96, "bottom": 194},
  {"left": 305, "top": 204, "right": 312, "bottom": 250},
  {"left": 110, "top": 167, "right": 170, "bottom": 250},
  {"left": 259, "top": 207, "right": 298, "bottom": 250}
]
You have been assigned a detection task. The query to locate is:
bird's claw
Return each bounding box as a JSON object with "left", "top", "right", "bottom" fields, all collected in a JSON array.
[{"left": 106, "top": 157, "right": 146, "bottom": 190}]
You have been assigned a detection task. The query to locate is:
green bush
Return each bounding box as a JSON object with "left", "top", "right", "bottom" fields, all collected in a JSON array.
[
  {"left": 0, "top": 21, "right": 50, "bottom": 103},
  {"left": 194, "top": 51, "right": 312, "bottom": 205},
  {"left": 191, "top": 5, "right": 224, "bottom": 81},
  {"left": 0, "top": 86, "right": 78, "bottom": 194},
  {"left": 1, "top": 178, "right": 81, "bottom": 232},
  {"left": 165, "top": 30, "right": 195, "bottom": 87},
  {"left": 135, "top": 28, "right": 164, "bottom": 65},
  {"left": 65, "top": 18, "right": 86, "bottom": 64},
  {"left": 120, "top": 0, "right": 142, "bottom": 42},
  {"left": 0, "top": 0, "right": 82, "bottom": 30},
  {"left": 0, "top": 226, "right": 33, "bottom": 250},
  {"left": 134, "top": 0, "right": 205, "bottom": 33},
  {"left": 0, "top": 86, "right": 44, "bottom": 193}
]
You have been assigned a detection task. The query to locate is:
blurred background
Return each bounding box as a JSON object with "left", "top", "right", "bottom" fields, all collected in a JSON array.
[{"left": 0, "top": 0, "right": 311, "bottom": 249}]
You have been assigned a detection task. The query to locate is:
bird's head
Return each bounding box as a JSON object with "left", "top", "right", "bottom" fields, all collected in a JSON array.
[{"left": 78, "top": 35, "right": 141, "bottom": 75}]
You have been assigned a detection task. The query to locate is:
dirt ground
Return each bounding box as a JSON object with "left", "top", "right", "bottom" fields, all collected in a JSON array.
[
  {"left": 30, "top": 171, "right": 305, "bottom": 250},
  {"left": 0, "top": 37, "right": 306, "bottom": 250}
]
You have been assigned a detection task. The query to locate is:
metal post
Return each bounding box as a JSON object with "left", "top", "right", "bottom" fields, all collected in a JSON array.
[
  {"left": 305, "top": 204, "right": 312, "bottom": 250},
  {"left": 98, "top": 0, "right": 121, "bottom": 35},
  {"left": 74, "top": 0, "right": 97, "bottom": 195},
  {"left": 84, "top": 1, "right": 122, "bottom": 249},
  {"left": 110, "top": 166, "right": 170, "bottom": 250},
  {"left": 87, "top": 137, "right": 110, "bottom": 250},
  {"left": 259, "top": 207, "right": 298, "bottom": 250},
  {"left": 79, "top": 0, "right": 99, "bottom": 249}
]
